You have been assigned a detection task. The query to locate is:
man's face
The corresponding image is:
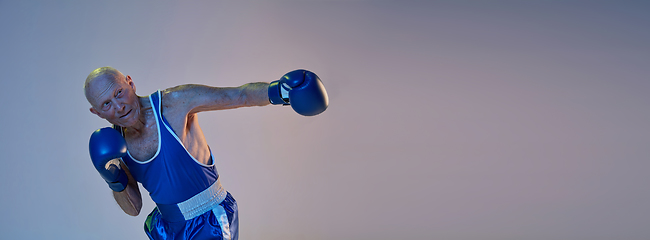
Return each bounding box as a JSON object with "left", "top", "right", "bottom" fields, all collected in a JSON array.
[{"left": 87, "top": 74, "right": 140, "bottom": 127}]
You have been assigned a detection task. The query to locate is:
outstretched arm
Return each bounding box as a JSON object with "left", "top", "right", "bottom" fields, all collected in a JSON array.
[
  {"left": 164, "top": 69, "right": 328, "bottom": 116},
  {"left": 163, "top": 82, "right": 270, "bottom": 114}
]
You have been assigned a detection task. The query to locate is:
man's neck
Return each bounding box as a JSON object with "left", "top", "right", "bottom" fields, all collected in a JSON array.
[{"left": 124, "top": 96, "right": 152, "bottom": 137}]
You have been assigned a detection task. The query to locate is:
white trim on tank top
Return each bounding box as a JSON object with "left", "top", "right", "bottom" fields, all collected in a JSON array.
[{"left": 128, "top": 90, "right": 215, "bottom": 167}]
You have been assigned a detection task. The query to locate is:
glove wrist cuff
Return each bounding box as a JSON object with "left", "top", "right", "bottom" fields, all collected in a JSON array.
[
  {"left": 268, "top": 80, "right": 288, "bottom": 105},
  {"left": 107, "top": 171, "right": 129, "bottom": 192}
]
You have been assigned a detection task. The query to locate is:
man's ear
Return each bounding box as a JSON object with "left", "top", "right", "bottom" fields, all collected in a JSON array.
[
  {"left": 89, "top": 107, "right": 100, "bottom": 117},
  {"left": 126, "top": 75, "right": 136, "bottom": 92}
]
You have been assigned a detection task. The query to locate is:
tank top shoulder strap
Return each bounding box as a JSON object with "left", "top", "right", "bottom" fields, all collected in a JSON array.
[
  {"left": 151, "top": 89, "right": 179, "bottom": 135},
  {"left": 150, "top": 90, "right": 164, "bottom": 124}
]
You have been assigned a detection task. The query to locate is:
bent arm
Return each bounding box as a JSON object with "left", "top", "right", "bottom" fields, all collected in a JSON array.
[
  {"left": 112, "top": 161, "right": 142, "bottom": 216},
  {"left": 164, "top": 82, "right": 270, "bottom": 114}
]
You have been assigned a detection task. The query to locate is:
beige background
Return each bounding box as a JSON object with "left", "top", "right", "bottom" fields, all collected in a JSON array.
[{"left": 1, "top": 1, "right": 649, "bottom": 239}]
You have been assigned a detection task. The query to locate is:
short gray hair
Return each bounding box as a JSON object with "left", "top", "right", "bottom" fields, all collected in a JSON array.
[{"left": 84, "top": 66, "right": 123, "bottom": 101}]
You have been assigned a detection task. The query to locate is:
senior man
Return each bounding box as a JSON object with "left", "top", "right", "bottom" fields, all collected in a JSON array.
[{"left": 84, "top": 66, "right": 327, "bottom": 240}]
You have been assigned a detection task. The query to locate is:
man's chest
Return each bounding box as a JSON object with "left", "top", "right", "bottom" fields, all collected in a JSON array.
[{"left": 125, "top": 126, "right": 159, "bottom": 161}]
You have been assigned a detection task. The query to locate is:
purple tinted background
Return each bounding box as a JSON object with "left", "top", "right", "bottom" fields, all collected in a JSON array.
[{"left": 1, "top": 1, "right": 649, "bottom": 239}]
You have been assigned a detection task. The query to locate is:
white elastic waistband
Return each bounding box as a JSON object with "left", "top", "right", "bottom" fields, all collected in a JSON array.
[
  {"left": 156, "top": 178, "right": 227, "bottom": 222},
  {"left": 178, "top": 178, "right": 227, "bottom": 221}
]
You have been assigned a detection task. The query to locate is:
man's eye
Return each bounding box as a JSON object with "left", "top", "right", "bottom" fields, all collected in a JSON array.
[{"left": 117, "top": 89, "right": 123, "bottom": 96}]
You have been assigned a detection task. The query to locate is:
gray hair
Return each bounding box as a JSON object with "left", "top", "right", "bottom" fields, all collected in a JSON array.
[{"left": 84, "top": 66, "right": 124, "bottom": 102}]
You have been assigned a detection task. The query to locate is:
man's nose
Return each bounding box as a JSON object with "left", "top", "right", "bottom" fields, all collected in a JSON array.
[{"left": 113, "top": 101, "right": 125, "bottom": 112}]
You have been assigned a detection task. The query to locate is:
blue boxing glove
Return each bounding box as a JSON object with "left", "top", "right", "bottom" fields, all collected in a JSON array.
[
  {"left": 89, "top": 127, "right": 129, "bottom": 192},
  {"left": 268, "top": 69, "right": 329, "bottom": 116}
]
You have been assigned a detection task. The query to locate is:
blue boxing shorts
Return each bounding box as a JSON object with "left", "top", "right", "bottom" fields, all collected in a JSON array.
[{"left": 144, "top": 180, "right": 239, "bottom": 240}]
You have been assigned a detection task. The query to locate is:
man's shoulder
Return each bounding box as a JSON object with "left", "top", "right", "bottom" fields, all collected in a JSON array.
[
  {"left": 160, "top": 84, "right": 197, "bottom": 102},
  {"left": 159, "top": 85, "right": 195, "bottom": 116},
  {"left": 160, "top": 86, "right": 184, "bottom": 106}
]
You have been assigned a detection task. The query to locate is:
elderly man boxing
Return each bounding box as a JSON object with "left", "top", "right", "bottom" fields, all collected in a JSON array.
[{"left": 84, "top": 67, "right": 328, "bottom": 240}]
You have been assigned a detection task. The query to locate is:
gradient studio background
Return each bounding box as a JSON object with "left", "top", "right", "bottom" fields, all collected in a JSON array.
[{"left": 1, "top": 1, "right": 649, "bottom": 239}]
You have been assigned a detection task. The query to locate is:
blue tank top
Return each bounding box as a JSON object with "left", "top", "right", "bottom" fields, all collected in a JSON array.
[{"left": 120, "top": 90, "right": 219, "bottom": 205}]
